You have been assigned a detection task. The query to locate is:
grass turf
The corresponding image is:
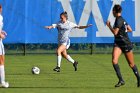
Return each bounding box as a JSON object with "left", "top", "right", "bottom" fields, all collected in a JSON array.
[{"left": 1, "top": 54, "right": 140, "bottom": 93}]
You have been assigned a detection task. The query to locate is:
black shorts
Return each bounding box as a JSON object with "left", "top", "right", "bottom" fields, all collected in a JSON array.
[{"left": 114, "top": 43, "right": 133, "bottom": 53}]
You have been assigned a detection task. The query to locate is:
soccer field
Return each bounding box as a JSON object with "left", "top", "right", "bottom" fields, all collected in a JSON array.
[{"left": 1, "top": 54, "right": 140, "bottom": 93}]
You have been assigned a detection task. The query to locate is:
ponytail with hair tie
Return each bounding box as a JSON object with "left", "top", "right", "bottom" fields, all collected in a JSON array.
[{"left": 60, "top": 11, "right": 68, "bottom": 20}]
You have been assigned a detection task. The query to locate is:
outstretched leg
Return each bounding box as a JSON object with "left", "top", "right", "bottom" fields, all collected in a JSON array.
[
  {"left": 62, "top": 50, "right": 78, "bottom": 71},
  {"left": 125, "top": 51, "right": 140, "bottom": 87}
]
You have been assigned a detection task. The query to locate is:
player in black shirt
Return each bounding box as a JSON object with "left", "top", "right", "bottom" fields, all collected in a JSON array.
[{"left": 106, "top": 5, "right": 140, "bottom": 87}]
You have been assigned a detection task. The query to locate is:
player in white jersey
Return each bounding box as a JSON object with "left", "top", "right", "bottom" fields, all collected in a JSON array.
[
  {"left": 0, "top": 4, "right": 9, "bottom": 88},
  {"left": 45, "top": 11, "right": 92, "bottom": 72}
]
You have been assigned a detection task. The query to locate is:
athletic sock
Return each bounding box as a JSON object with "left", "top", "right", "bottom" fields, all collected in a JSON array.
[
  {"left": 57, "top": 55, "right": 62, "bottom": 67},
  {"left": 67, "top": 55, "right": 75, "bottom": 63},
  {"left": 132, "top": 65, "right": 140, "bottom": 81},
  {"left": 0, "top": 65, "right": 5, "bottom": 84},
  {"left": 113, "top": 64, "right": 124, "bottom": 82}
]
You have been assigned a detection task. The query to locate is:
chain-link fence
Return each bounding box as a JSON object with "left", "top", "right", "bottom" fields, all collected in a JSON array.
[{"left": 4, "top": 43, "right": 140, "bottom": 55}]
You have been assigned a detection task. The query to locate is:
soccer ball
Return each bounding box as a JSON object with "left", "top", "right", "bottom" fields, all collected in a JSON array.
[{"left": 32, "top": 67, "right": 40, "bottom": 75}]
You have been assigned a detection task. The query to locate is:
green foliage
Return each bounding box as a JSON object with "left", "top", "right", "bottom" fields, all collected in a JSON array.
[{"left": 3, "top": 43, "right": 140, "bottom": 54}]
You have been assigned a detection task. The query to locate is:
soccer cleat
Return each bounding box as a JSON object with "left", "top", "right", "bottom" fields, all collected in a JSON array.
[
  {"left": 53, "top": 66, "right": 60, "bottom": 72},
  {"left": 1, "top": 82, "right": 9, "bottom": 88},
  {"left": 115, "top": 81, "right": 125, "bottom": 87},
  {"left": 73, "top": 61, "right": 78, "bottom": 71}
]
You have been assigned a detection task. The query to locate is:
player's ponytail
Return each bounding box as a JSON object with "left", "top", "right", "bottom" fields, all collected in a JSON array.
[
  {"left": 113, "top": 4, "right": 122, "bottom": 13},
  {"left": 64, "top": 11, "right": 67, "bottom": 14},
  {"left": 0, "top": 4, "right": 2, "bottom": 9},
  {"left": 60, "top": 11, "right": 68, "bottom": 20}
]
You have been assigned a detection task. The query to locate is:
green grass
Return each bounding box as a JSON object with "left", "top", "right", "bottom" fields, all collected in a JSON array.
[{"left": 1, "top": 54, "right": 140, "bottom": 93}]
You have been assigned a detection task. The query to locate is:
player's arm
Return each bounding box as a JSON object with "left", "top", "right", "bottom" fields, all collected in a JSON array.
[
  {"left": 44, "top": 26, "right": 54, "bottom": 29},
  {"left": 127, "top": 25, "right": 132, "bottom": 32},
  {"left": 0, "top": 32, "right": 5, "bottom": 39},
  {"left": 1, "top": 30, "right": 7, "bottom": 36},
  {"left": 75, "top": 24, "right": 92, "bottom": 29},
  {"left": 106, "top": 21, "right": 119, "bottom": 36},
  {"left": 44, "top": 24, "right": 57, "bottom": 30}
]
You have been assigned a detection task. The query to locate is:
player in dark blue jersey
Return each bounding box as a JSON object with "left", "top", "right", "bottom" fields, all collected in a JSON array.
[{"left": 106, "top": 5, "right": 140, "bottom": 87}]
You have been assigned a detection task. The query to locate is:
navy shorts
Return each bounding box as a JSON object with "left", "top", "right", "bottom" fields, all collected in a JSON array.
[{"left": 114, "top": 43, "right": 133, "bottom": 53}]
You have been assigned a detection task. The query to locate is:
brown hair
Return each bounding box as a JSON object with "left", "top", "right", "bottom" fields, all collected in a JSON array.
[
  {"left": 113, "top": 4, "right": 122, "bottom": 13},
  {"left": 60, "top": 11, "right": 68, "bottom": 20},
  {"left": 0, "top": 4, "right": 2, "bottom": 9}
]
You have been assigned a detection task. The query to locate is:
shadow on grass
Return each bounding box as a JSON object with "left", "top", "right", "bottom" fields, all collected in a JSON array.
[{"left": 7, "top": 86, "right": 115, "bottom": 89}]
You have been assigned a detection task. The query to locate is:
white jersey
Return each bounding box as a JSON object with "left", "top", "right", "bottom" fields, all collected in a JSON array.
[
  {"left": 0, "top": 14, "right": 5, "bottom": 55},
  {"left": 0, "top": 14, "right": 3, "bottom": 42},
  {"left": 0, "top": 14, "right": 3, "bottom": 29},
  {"left": 52, "top": 21, "right": 77, "bottom": 44}
]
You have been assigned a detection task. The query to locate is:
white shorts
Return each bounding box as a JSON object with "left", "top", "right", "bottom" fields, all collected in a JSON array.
[
  {"left": 0, "top": 41, "right": 5, "bottom": 55},
  {"left": 60, "top": 39, "right": 70, "bottom": 49}
]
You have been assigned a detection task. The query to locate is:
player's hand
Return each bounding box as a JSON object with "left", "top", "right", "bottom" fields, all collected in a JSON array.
[
  {"left": 106, "top": 21, "right": 111, "bottom": 27},
  {"left": 0, "top": 33, "right": 6, "bottom": 39},
  {"left": 44, "top": 26, "right": 52, "bottom": 29},
  {"left": 1, "top": 30, "right": 7, "bottom": 36},
  {"left": 87, "top": 24, "right": 92, "bottom": 27}
]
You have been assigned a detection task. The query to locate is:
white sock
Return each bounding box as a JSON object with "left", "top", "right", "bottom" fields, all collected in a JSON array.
[
  {"left": 0, "top": 65, "right": 5, "bottom": 84},
  {"left": 67, "top": 55, "right": 75, "bottom": 63},
  {"left": 57, "top": 55, "right": 62, "bottom": 67}
]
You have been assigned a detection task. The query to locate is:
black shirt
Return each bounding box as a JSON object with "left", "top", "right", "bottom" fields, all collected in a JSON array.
[{"left": 113, "top": 16, "right": 132, "bottom": 47}]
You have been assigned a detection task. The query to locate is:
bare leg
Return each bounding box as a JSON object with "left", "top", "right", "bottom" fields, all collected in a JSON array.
[
  {"left": 61, "top": 50, "right": 78, "bottom": 71},
  {"left": 112, "top": 47, "right": 125, "bottom": 87},
  {"left": 56, "top": 44, "right": 66, "bottom": 67},
  {"left": 53, "top": 44, "right": 66, "bottom": 72},
  {"left": 124, "top": 51, "right": 135, "bottom": 68},
  {"left": 62, "top": 50, "right": 75, "bottom": 64},
  {"left": 61, "top": 49, "right": 68, "bottom": 59},
  {"left": 125, "top": 51, "right": 140, "bottom": 87}
]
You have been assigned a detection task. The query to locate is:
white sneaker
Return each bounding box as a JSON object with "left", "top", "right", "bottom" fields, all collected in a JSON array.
[{"left": 1, "top": 82, "right": 9, "bottom": 88}]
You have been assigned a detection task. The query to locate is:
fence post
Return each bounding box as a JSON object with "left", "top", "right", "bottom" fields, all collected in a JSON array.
[
  {"left": 90, "top": 43, "right": 93, "bottom": 55},
  {"left": 23, "top": 43, "right": 26, "bottom": 56}
]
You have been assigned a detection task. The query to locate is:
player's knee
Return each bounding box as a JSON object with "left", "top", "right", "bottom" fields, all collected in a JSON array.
[
  {"left": 0, "top": 61, "right": 4, "bottom": 65},
  {"left": 112, "top": 59, "right": 118, "bottom": 64},
  {"left": 57, "top": 49, "right": 62, "bottom": 55},
  {"left": 56, "top": 49, "right": 60, "bottom": 53},
  {"left": 61, "top": 52, "right": 67, "bottom": 59},
  {"left": 129, "top": 63, "right": 135, "bottom": 68}
]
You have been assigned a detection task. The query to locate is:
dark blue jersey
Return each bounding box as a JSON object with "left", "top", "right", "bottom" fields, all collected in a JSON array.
[{"left": 113, "top": 16, "right": 132, "bottom": 47}]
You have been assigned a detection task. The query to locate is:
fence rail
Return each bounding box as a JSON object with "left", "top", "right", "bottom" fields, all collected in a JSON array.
[{"left": 4, "top": 43, "right": 140, "bottom": 55}]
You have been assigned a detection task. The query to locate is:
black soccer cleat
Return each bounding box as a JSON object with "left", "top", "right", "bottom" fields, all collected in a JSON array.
[
  {"left": 115, "top": 81, "right": 125, "bottom": 87},
  {"left": 53, "top": 66, "right": 60, "bottom": 72},
  {"left": 73, "top": 61, "right": 78, "bottom": 71}
]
